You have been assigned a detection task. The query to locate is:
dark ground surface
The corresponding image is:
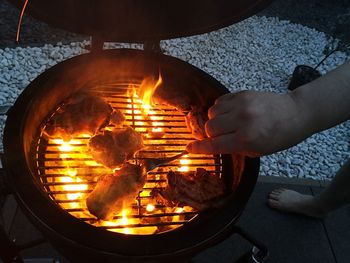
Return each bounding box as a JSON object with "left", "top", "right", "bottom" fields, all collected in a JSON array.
[
  {"left": 0, "top": 0, "right": 349, "bottom": 48},
  {"left": 2, "top": 179, "right": 350, "bottom": 263}
]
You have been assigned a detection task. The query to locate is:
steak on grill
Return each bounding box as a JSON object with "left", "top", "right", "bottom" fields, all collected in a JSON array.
[
  {"left": 89, "top": 127, "right": 143, "bottom": 169},
  {"left": 152, "top": 168, "right": 226, "bottom": 210},
  {"left": 44, "top": 92, "right": 117, "bottom": 139},
  {"left": 86, "top": 163, "right": 145, "bottom": 220}
]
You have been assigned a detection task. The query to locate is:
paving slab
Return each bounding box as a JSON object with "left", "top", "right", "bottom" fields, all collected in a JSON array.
[
  {"left": 8, "top": 207, "right": 67, "bottom": 262},
  {"left": 236, "top": 182, "right": 335, "bottom": 263},
  {"left": 312, "top": 187, "right": 350, "bottom": 263},
  {"left": 1, "top": 195, "right": 18, "bottom": 233}
]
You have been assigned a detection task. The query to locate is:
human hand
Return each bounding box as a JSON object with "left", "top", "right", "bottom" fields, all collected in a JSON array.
[{"left": 186, "top": 90, "right": 311, "bottom": 156}]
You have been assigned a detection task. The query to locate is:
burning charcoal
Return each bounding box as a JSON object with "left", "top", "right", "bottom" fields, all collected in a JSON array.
[
  {"left": 185, "top": 107, "right": 208, "bottom": 140},
  {"left": 151, "top": 168, "right": 227, "bottom": 211},
  {"left": 89, "top": 127, "right": 143, "bottom": 169},
  {"left": 86, "top": 164, "right": 145, "bottom": 220},
  {"left": 44, "top": 92, "right": 113, "bottom": 139}
]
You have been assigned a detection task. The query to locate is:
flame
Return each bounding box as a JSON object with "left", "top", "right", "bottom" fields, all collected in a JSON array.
[
  {"left": 137, "top": 74, "right": 162, "bottom": 115},
  {"left": 127, "top": 75, "right": 165, "bottom": 138},
  {"left": 101, "top": 208, "right": 157, "bottom": 235},
  {"left": 59, "top": 176, "right": 88, "bottom": 201}
]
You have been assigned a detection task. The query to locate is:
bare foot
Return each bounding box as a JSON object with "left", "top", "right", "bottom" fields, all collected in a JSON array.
[{"left": 267, "top": 188, "right": 327, "bottom": 218}]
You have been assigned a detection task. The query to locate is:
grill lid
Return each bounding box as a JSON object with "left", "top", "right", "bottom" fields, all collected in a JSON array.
[{"left": 9, "top": 0, "right": 272, "bottom": 42}]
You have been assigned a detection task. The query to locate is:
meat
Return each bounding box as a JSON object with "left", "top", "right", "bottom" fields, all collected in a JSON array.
[
  {"left": 45, "top": 92, "right": 114, "bottom": 139},
  {"left": 185, "top": 107, "right": 208, "bottom": 140},
  {"left": 86, "top": 164, "right": 145, "bottom": 220},
  {"left": 151, "top": 81, "right": 209, "bottom": 140},
  {"left": 152, "top": 84, "right": 192, "bottom": 112},
  {"left": 110, "top": 109, "right": 125, "bottom": 127},
  {"left": 152, "top": 168, "right": 227, "bottom": 210},
  {"left": 89, "top": 127, "right": 143, "bottom": 169}
]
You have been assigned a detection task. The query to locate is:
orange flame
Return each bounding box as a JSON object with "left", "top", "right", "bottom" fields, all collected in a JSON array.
[{"left": 137, "top": 74, "right": 162, "bottom": 115}]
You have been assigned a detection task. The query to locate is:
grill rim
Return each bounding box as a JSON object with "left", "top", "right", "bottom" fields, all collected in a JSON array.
[{"left": 3, "top": 49, "right": 259, "bottom": 261}]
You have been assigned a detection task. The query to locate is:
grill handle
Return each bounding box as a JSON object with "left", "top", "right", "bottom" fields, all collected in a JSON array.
[{"left": 0, "top": 105, "right": 12, "bottom": 115}]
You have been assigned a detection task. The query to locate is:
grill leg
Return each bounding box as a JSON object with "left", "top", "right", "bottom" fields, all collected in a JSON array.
[
  {"left": 188, "top": 225, "right": 268, "bottom": 263},
  {"left": 0, "top": 225, "right": 24, "bottom": 263},
  {"left": 232, "top": 226, "right": 268, "bottom": 263},
  {"left": 0, "top": 223, "right": 49, "bottom": 263}
]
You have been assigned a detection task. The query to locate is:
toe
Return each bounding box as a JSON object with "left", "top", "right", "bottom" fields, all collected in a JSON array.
[
  {"left": 276, "top": 188, "right": 287, "bottom": 193},
  {"left": 268, "top": 192, "right": 280, "bottom": 200},
  {"left": 271, "top": 188, "right": 284, "bottom": 194},
  {"left": 267, "top": 199, "right": 280, "bottom": 209}
]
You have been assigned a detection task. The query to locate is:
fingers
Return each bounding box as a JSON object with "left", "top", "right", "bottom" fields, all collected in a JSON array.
[
  {"left": 205, "top": 113, "right": 237, "bottom": 137},
  {"left": 186, "top": 133, "right": 241, "bottom": 154},
  {"left": 208, "top": 93, "right": 238, "bottom": 118},
  {"left": 208, "top": 101, "right": 231, "bottom": 118}
]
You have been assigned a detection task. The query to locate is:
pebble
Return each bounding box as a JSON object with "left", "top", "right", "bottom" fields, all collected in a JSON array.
[{"left": 0, "top": 16, "right": 348, "bottom": 180}]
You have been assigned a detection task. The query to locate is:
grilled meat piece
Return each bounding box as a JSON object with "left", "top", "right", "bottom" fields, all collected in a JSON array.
[
  {"left": 152, "top": 86, "right": 192, "bottom": 112},
  {"left": 45, "top": 92, "right": 114, "bottom": 139},
  {"left": 110, "top": 109, "right": 125, "bottom": 127},
  {"left": 185, "top": 107, "right": 208, "bottom": 140},
  {"left": 152, "top": 168, "right": 226, "bottom": 210},
  {"left": 89, "top": 127, "right": 143, "bottom": 169},
  {"left": 86, "top": 164, "right": 145, "bottom": 220},
  {"left": 151, "top": 83, "right": 208, "bottom": 139}
]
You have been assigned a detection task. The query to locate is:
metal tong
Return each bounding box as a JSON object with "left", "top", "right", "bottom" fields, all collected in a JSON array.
[{"left": 140, "top": 150, "right": 188, "bottom": 174}]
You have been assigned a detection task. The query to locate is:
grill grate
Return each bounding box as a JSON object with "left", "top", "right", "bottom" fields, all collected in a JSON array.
[{"left": 33, "top": 82, "right": 224, "bottom": 235}]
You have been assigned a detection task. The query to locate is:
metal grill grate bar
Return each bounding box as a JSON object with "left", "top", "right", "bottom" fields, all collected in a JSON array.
[{"left": 34, "top": 82, "right": 224, "bottom": 235}]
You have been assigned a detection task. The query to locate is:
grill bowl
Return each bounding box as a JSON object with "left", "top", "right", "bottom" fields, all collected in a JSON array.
[{"left": 3, "top": 49, "right": 259, "bottom": 262}]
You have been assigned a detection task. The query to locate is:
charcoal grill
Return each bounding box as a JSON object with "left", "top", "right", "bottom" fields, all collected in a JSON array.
[{"left": 1, "top": 1, "right": 272, "bottom": 262}]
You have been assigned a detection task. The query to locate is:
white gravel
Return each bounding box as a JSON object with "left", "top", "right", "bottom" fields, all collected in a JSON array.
[{"left": 0, "top": 16, "right": 348, "bottom": 180}]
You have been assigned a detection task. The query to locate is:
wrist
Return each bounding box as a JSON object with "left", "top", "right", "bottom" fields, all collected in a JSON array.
[{"left": 289, "top": 86, "right": 316, "bottom": 138}]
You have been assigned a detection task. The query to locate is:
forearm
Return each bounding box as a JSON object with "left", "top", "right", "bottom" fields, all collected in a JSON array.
[
  {"left": 292, "top": 60, "right": 350, "bottom": 136},
  {"left": 187, "top": 60, "right": 350, "bottom": 156}
]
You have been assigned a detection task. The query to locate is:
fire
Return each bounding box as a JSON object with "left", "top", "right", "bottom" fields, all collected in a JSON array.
[
  {"left": 178, "top": 155, "right": 190, "bottom": 172},
  {"left": 125, "top": 74, "right": 166, "bottom": 138},
  {"left": 137, "top": 74, "right": 162, "bottom": 115},
  {"left": 42, "top": 76, "right": 205, "bottom": 235},
  {"left": 58, "top": 176, "right": 88, "bottom": 201},
  {"left": 101, "top": 208, "right": 157, "bottom": 235},
  {"left": 146, "top": 203, "right": 155, "bottom": 212}
]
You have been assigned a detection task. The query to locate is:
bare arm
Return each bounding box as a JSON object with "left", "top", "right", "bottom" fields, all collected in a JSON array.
[
  {"left": 293, "top": 60, "right": 350, "bottom": 135},
  {"left": 186, "top": 61, "right": 350, "bottom": 156}
]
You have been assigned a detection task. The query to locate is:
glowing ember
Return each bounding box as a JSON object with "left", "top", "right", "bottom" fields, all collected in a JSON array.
[
  {"left": 178, "top": 155, "right": 190, "bottom": 172},
  {"left": 146, "top": 204, "right": 155, "bottom": 212},
  {"left": 58, "top": 176, "right": 88, "bottom": 200}
]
